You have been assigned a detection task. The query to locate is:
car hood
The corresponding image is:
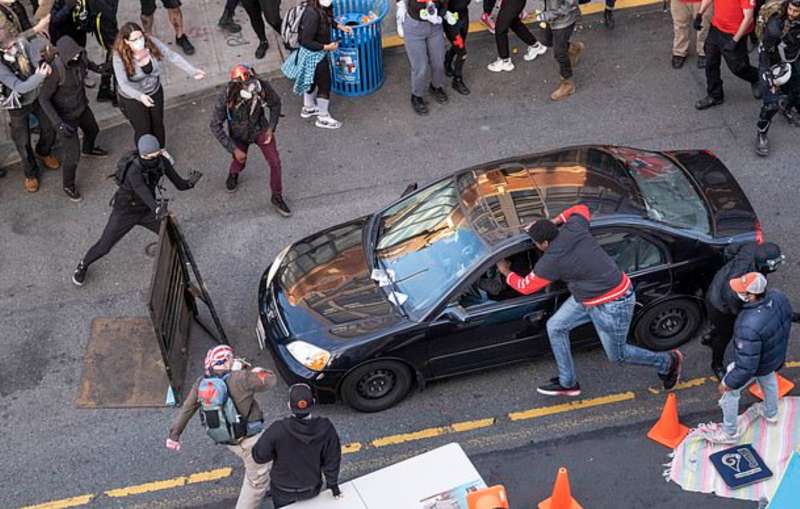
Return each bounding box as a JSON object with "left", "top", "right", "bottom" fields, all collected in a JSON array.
[{"left": 272, "top": 217, "right": 404, "bottom": 341}]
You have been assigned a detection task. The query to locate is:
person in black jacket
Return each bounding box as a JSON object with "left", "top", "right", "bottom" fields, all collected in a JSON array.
[
  {"left": 698, "top": 272, "right": 792, "bottom": 443},
  {"left": 38, "top": 35, "right": 107, "bottom": 202},
  {"left": 252, "top": 384, "right": 343, "bottom": 508},
  {"left": 71, "top": 134, "right": 201, "bottom": 286},
  {"left": 88, "top": 0, "right": 119, "bottom": 105},
  {"left": 49, "top": 0, "right": 91, "bottom": 46},
  {"left": 209, "top": 64, "right": 290, "bottom": 216},
  {"left": 703, "top": 241, "right": 784, "bottom": 381},
  {"left": 443, "top": 0, "right": 470, "bottom": 95}
]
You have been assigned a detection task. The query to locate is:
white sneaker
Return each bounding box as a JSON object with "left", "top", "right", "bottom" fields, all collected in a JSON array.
[
  {"left": 524, "top": 42, "right": 547, "bottom": 61},
  {"left": 300, "top": 106, "right": 320, "bottom": 118},
  {"left": 487, "top": 58, "right": 514, "bottom": 72},
  {"left": 696, "top": 422, "right": 739, "bottom": 444},
  {"left": 753, "top": 402, "right": 779, "bottom": 424},
  {"left": 315, "top": 115, "right": 342, "bottom": 129}
]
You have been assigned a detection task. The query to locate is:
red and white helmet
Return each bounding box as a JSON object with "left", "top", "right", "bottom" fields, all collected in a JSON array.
[{"left": 204, "top": 345, "right": 234, "bottom": 374}]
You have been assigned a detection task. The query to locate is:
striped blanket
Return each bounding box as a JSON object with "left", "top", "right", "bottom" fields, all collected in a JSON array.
[
  {"left": 667, "top": 396, "right": 800, "bottom": 502},
  {"left": 281, "top": 47, "right": 326, "bottom": 96}
]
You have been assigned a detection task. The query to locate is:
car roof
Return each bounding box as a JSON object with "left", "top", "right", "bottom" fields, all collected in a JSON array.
[{"left": 454, "top": 146, "right": 650, "bottom": 245}]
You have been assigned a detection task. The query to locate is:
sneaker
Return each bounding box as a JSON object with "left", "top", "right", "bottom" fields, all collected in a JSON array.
[
  {"left": 226, "top": 173, "right": 238, "bottom": 193},
  {"left": 72, "top": 261, "right": 88, "bottom": 287},
  {"left": 255, "top": 40, "right": 269, "bottom": 59},
  {"left": 753, "top": 402, "right": 778, "bottom": 424},
  {"left": 218, "top": 10, "right": 241, "bottom": 33},
  {"left": 315, "top": 115, "right": 342, "bottom": 129},
  {"left": 480, "top": 12, "right": 496, "bottom": 33},
  {"left": 411, "top": 95, "right": 429, "bottom": 115},
  {"left": 82, "top": 146, "right": 109, "bottom": 158},
  {"left": 271, "top": 194, "right": 292, "bottom": 217},
  {"left": 452, "top": 77, "right": 471, "bottom": 95},
  {"left": 660, "top": 350, "right": 684, "bottom": 391},
  {"left": 429, "top": 85, "right": 448, "bottom": 104},
  {"left": 25, "top": 177, "right": 39, "bottom": 192},
  {"left": 696, "top": 422, "right": 739, "bottom": 444},
  {"left": 537, "top": 376, "right": 581, "bottom": 397},
  {"left": 487, "top": 58, "right": 514, "bottom": 72},
  {"left": 64, "top": 186, "right": 83, "bottom": 202},
  {"left": 524, "top": 42, "right": 547, "bottom": 61},
  {"left": 300, "top": 106, "right": 320, "bottom": 118},
  {"left": 176, "top": 34, "right": 195, "bottom": 55}
]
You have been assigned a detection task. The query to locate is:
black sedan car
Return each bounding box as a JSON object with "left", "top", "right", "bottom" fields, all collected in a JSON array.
[{"left": 256, "top": 146, "right": 760, "bottom": 412}]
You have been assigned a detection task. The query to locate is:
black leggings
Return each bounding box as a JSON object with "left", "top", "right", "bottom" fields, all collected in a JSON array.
[
  {"left": 240, "top": 0, "right": 282, "bottom": 42},
  {"left": 118, "top": 85, "right": 166, "bottom": 147},
  {"left": 311, "top": 55, "right": 331, "bottom": 99},
  {"left": 83, "top": 203, "right": 160, "bottom": 267},
  {"left": 494, "top": 0, "right": 538, "bottom": 59},
  {"left": 706, "top": 300, "right": 737, "bottom": 369}
]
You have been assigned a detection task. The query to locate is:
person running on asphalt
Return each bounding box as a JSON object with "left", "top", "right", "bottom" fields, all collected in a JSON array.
[
  {"left": 71, "top": 134, "right": 202, "bottom": 286},
  {"left": 697, "top": 272, "right": 792, "bottom": 443},
  {"left": 496, "top": 204, "right": 684, "bottom": 396},
  {"left": 703, "top": 241, "right": 784, "bottom": 381},
  {"left": 252, "top": 384, "right": 343, "bottom": 508},
  {"left": 166, "top": 345, "right": 278, "bottom": 509}
]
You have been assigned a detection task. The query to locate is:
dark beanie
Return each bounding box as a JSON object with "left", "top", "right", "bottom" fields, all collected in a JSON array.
[
  {"left": 754, "top": 242, "right": 782, "bottom": 272},
  {"left": 527, "top": 220, "right": 559, "bottom": 243}
]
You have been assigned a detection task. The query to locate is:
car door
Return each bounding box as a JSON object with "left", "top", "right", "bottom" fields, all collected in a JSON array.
[{"left": 422, "top": 262, "right": 557, "bottom": 379}]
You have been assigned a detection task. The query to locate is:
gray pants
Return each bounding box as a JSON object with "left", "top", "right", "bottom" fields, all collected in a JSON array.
[{"left": 403, "top": 16, "right": 446, "bottom": 97}]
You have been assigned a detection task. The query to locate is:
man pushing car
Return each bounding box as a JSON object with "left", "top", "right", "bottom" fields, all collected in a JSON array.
[{"left": 497, "top": 204, "right": 684, "bottom": 396}]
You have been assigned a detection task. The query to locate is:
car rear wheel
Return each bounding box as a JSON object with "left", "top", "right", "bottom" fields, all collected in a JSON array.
[
  {"left": 634, "top": 298, "right": 702, "bottom": 351},
  {"left": 340, "top": 360, "right": 413, "bottom": 413}
]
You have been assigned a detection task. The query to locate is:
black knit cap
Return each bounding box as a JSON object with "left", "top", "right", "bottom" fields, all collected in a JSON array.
[
  {"left": 526, "top": 220, "right": 559, "bottom": 243},
  {"left": 289, "top": 383, "right": 315, "bottom": 416}
]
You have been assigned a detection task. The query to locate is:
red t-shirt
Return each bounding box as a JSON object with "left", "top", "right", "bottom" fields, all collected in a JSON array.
[{"left": 712, "top": 0, "right": 756, "bottom": 35}]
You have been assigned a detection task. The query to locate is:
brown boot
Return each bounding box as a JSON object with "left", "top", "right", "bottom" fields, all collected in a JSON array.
[
  {"left": 39, "top": 154, "right": 60, "bottom": 170},
  {"left": 24, "top": 177, "right": 40, "bottom": 192},
  {"left": 551, "top": 78, "right": 576, "bottom": 101},
  {"left": 568, "top": 41, "right": 584, "bottom": 69}
]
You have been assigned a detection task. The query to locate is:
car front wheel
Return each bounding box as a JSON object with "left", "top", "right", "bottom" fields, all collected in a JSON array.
[
  {"left": 634, "top": 298, "right": 702, "bottom": 351},
  {"left": 340, "top": 360, "right": 413, "bottom": 413}
]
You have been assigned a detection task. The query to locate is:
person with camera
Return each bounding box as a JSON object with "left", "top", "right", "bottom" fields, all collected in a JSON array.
[
  {"left": 0, "top": 28, "right": 59, "bottom": 192},
  {"left": 754, "top": 0, "right": 800, "bottom": 156},
  {"left": 210, "top": 64, "right": 290, "bottom": 216},
  {"left": 252, "top": 384, "right": 343, "bottom": 508},
  {"left": 38, "top": 35, "right": 108, "bottom": 202},
  {"left": 166, "top": 345, "right": 278, "bottom": 509},
  {"left": 72, "top": 134, "right": 201, "bottom": 286}
]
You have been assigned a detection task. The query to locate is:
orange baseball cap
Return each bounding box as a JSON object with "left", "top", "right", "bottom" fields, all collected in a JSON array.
[{"left": 729, "top": 272, "right": 767, "bottom": 294}]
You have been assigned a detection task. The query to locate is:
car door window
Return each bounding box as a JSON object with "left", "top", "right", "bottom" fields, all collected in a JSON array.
[{"left": 595, "top": 231, "right": 666, "bottom": 273}]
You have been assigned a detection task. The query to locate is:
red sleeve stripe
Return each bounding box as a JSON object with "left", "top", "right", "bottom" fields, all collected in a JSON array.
[
  {"left": 558, "top": 204, "right": 591, "bottom": 224},
  {"left": 582, "top": 273, "right": 632, "bottom": 306},
  {"left": 506, "top": 272, "right": 551, "bottom": 296}
]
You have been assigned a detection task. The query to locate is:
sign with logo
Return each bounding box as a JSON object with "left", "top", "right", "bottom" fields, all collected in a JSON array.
[
  {"left": 709, "top": 444, "right": 773, "bottom": 489},
  {"left": 333, "top": 46, "right": 359, "bottom": 84}
]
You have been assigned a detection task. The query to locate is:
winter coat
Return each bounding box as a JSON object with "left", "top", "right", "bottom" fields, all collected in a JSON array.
[
  {"left": 0, "top": 36, "right": 46, "bottom": 107},
  {"left": 38, "top": 35, "right": 93, "bottom": 125},
  {"left": 209, "top": 77, "right": 281, "bottom": 152}
]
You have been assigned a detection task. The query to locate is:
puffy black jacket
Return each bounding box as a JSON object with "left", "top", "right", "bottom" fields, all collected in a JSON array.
[
  {"left": 724, "top": 289, "right": 793, "bottom": 390},
  {"left": 209, "top": 78, "right": 281, "bottom": 153},
  {"left": 707, "top": 242, "right": 758, "bottom": 315}
]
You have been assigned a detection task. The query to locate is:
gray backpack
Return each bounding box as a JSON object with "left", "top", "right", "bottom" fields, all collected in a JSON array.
[
  {"left": 197, "top": 375, "right": 248, "bottom": 445},
  {"left": 281, "top": 2, "right": 308, "bottom": 50}
]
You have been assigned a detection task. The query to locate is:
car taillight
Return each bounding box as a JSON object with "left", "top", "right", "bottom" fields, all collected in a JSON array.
[{"left": 754, "top": 220, "right": 764, "bottom": 244}]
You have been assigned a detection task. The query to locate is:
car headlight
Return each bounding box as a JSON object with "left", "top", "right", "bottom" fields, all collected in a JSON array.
[
  {"left": 266, "top": 244, "right": 292, "bottom": 288},
  {"left": 286, "top": 341, "right": 331, "bottom": 371}
]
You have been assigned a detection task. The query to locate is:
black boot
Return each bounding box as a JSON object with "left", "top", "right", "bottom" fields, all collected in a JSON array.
[
  {"left": 452, "top": 77, "right": 470, "bottom": 95},
  {"left": 218, "top": 9, "right": 241, "bottom": 33},
  {"left": 755, "top": 120, "right": 770, "bottom": 157},
  {"left": 97, "top": 74, "right": 117, "bottom": 105},
  {"left": 444, "top": 48, "right": 455, "bottom": 78}
]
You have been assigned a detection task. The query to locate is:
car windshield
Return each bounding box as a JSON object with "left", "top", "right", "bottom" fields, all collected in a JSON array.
[
  {"left": 609, "top": 148, "right": 711, "bottom": 233},
  {"left": 374, "top": 178, "right": 489, "bottom": 319}
]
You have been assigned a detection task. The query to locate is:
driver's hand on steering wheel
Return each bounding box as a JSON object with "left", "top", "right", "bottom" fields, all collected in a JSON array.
[{"left": 496, "top": 259, "right": 512, "bottom": 276}]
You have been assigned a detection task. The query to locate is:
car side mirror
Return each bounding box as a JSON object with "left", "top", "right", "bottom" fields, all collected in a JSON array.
[
  {"left": 441, "top": 305, "right": 469, "bottom": 323},
  {"left": 401, "top": 183, "right": 418, "bottom": 197}
]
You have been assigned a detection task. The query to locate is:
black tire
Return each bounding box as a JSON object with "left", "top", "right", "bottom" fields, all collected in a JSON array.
[
  {"left": 340, "top": 360, "right": 413, "bottom": 413},
  {"left": 634, "top": 298, "right": 703, "bottom": 351}
]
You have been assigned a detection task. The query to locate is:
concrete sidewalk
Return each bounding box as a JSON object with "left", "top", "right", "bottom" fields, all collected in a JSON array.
[{"left": 0, "top": 0, "right": 660, "bottom": 170}]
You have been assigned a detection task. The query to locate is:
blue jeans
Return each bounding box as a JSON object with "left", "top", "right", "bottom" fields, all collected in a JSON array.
[
  {"left": 546, "top": 290, "right": 672, "bottom": 387},
  {"left": 720, "top": 372, "right": 778, "bottom": 435}
]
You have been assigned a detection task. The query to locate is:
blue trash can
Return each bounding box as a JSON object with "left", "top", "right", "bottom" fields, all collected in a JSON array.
[{"left": 330, "top": 0, "right": 390, "bottom": 96}]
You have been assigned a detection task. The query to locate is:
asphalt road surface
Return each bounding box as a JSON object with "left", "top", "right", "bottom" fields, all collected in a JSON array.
[{"left": 2, "top": 5, "right": 798, "bottom": 509}]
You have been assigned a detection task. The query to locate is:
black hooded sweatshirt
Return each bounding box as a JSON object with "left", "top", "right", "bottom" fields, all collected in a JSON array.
[
  {"left": 252, "top": 415, "right": 341, "bottom": 493},
  {"left": 38, "top": 35, "right": 100, "bottom": 125}
]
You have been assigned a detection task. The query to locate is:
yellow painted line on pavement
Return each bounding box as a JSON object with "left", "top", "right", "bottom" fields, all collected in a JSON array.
[
  {"left": 342, "top": 442, "right": 363, "bottom": 454},
  {"left": 19, "top": 495, "right": 95, "bottom": 509},
  {"left": 371, "top": 417, "right": 495, "bottom": 448},
  {"left": 786, "top": 361, "right": 800, "bottom": 368},
  {"left": 648, "top": 376, "right": 710, "bottom": 395},
  {"left": 105, "top": 468, "right": 232, "bottom": 498},
  {"left": 382, "top": 0, "right": 661, "bottom": 48},
  {"left": 508, "top": 391, "right": 635, "bottom": 421}
]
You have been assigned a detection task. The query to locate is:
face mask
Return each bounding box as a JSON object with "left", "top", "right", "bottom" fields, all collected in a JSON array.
[
  {"left": 140, "top": 156, "right": 161, "bottom": 169},
  {"left": 239, "top": 81, "right": 259, "bottom": 99},
  {"left": 736, "top": 292, "right": 750, "bottom": 303},
  {"left": 240, "top": 88, "right": 253, "bottom": 100},
  {"left": 319, "top": 0, "right": 333, "bottom": 7},
  {"left": 2, "top": 51, "right": 14, "bottom": 63},
  {"left": 130, "top": 38, "right": 146, "bottom": 52}
]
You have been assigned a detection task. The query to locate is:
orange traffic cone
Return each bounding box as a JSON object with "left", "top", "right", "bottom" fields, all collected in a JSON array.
[
  {"left": 467, "top": 485, "right": 509, "bottom": 509},
  {"left": 538, "top": 467, "right": 583, "bottom": 509},
  {"left": 749, "top": 373, "right": 795, "bottom": 400},
  {"left": 647, "top": 392, "right": 689, "bottom": 448}
]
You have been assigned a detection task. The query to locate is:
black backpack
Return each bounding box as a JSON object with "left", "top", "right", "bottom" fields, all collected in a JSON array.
[{"left": 110, "top": 150, "right": 138, "bottom": 186}]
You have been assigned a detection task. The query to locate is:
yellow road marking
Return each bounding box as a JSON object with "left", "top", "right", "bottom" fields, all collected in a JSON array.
[
  {"left": 648, "top": 376, "right": 710, "bottom": 395},
  {"left": 105, "top": 468, "right": 232, "bottom": 498},
  {"left": 372, "top": 417, "right": 495, "bottom": 447},
  {"left": 786, "top": 361, "right": 800, "bottom": 368},
  {"left": 20, "top": 495, "right": 95, "bottom": 509},
  {"left": 187, "top": 468, "right": 233, "bottom": 484},
  {"left": 382, "top": 0, "right": 662, "bottom": 48},
  {"left": 342, "top": 442, "right": 363, "bottom": 454},
  {"left": 508, "top": 391, "right": 635, "bottom": 421}
]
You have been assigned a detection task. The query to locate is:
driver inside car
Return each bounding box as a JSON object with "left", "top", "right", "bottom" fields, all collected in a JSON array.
[{"left": 460, "top": 250, "right": 536, "bottom": 306}]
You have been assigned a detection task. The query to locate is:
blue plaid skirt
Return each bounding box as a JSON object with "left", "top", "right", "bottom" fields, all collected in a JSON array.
[{"left": 281, "top": 47, "right": 326, "bottom": 96}]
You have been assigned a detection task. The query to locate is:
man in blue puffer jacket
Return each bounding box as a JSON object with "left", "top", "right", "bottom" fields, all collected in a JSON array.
[{"left": 699, "top": 272, "right": 793, "bottom": 443}]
